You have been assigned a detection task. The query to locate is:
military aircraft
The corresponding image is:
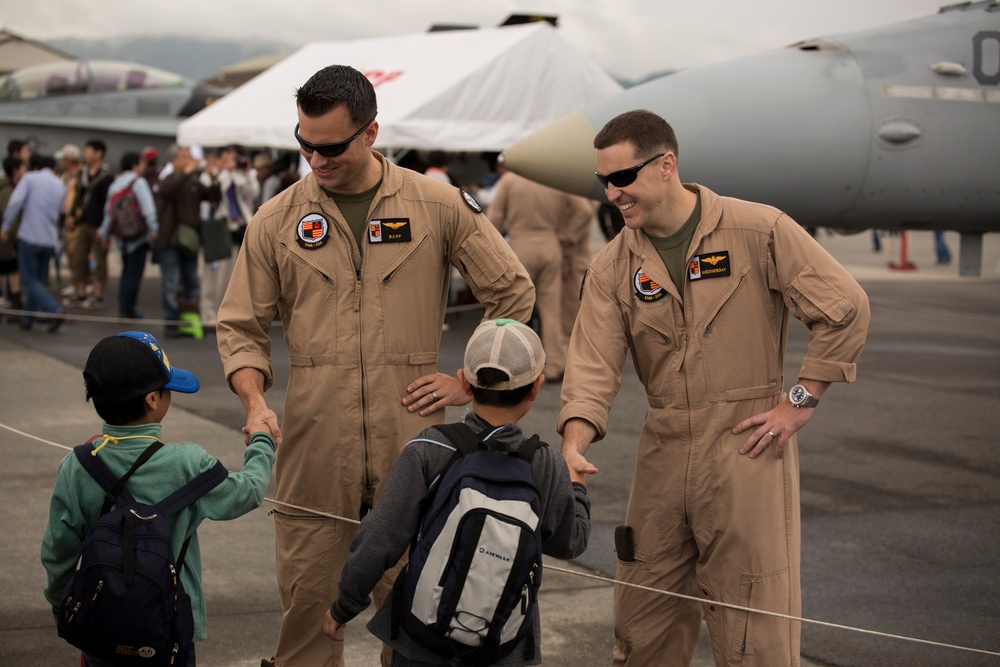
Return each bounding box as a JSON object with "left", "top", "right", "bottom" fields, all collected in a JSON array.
[
  {"left": 0, "top": 59, "right": 226, "bottom": 164},
  {"left": 500, "top": 1, "right": 1000, "bottom": 276}
]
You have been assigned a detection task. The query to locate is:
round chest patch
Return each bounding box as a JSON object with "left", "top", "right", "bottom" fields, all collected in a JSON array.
[
  {"left": 634, "top": 267, "right": 666, "bottom": 302},
  {"left": 297, "top": 213, "right": 330, "bottom": 249}
]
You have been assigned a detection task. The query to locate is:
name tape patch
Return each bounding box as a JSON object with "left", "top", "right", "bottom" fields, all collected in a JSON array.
[
  {"left": 689, "top": 252, "right": 731, "bottom": 281},
  {"left": 369, "top": 218, "right": 412, "bottom": 243}
]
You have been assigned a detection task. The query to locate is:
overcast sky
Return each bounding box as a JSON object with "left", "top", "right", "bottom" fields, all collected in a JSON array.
[{"left": 3, "top": 0, "right": 948, "bottom": 81}]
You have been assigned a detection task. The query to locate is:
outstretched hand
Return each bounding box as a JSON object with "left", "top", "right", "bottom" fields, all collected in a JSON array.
[
  {"left": 242, "top": 406, "right": 281, "bottom": 447},
  {"left": 563, "top": 450, "right": 599, "bottom": 486}
]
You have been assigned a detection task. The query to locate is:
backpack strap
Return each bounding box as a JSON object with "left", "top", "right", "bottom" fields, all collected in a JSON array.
[
  {"left": 436, "top": 422, "right": 547, "bottom": 462},
  {"left": 156, "top": 460, "right": 229, "bottom": 572},
  {"left": 433, "top": 422, "right": 483, "bottom": 455},
  {"left": 515, "top": 434, "right": 545, "bottom": 464},
  {"left": 390, "top": 562, "right": 408, "bottom": 640},
  {"left": 75, "top": 442, "right": 228, "bottom": 573},
  {"left": 74, "top": 440, "right": 164, "bottom": 514},
  {"left": 154, "top": 460, "right": 229, "bottom": 517}
]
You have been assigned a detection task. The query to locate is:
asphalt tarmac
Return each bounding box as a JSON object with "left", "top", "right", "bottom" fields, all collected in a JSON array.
[{"left": 1, "top": 229, "right": 998, "bottom": 666}]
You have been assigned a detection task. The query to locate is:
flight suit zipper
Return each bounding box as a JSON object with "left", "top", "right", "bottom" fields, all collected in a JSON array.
[
  {"left": 355, "top": 267, "right": 372, "bottom": 499},
  {"left": 357, "top": 195, "right": 382, "bottom": 504}
]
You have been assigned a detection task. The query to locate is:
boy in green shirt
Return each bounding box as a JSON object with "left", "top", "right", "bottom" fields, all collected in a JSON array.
[{"left": 41, "top": 330, "right": 276, "bottom": 666}]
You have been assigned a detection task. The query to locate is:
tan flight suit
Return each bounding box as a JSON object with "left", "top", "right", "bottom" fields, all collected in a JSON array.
[
  {"left": 558, "top": 184, "right": 870, "bottom": 667},
  {"left": 559, "top": 199, "right": 597, "bottom": 340},
  {"left": 489, "top": 171, "right": 594, "bottom": 378},
  {"left": 217, "top": 153, "right": 534, "bottom": 667}
]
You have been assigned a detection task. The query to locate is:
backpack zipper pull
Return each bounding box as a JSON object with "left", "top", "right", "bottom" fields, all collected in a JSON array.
[
  {"left": 92, "top": 579, "right": 104, "bottom": 601},
  {"left": 67, "top": 600, "right": 81, "bottom": 624}
]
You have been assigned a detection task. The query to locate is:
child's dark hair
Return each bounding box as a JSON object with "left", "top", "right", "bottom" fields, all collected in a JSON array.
[
  {"left": 90, "top": 390, "right": 161, "bottom": 425},
  {"left": 471, "top": 368, "right": 535, "bottom": 407}
]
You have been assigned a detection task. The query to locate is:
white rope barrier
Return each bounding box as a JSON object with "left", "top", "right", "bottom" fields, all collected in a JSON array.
[{"left": 3, "top": 421, "right": 998, "bottom": 659}]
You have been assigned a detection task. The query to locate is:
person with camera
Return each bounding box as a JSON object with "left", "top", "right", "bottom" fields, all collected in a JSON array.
[
  {"left": 200, "top": 147, "right": 258, "bottom": 328},
  {"left": 155, "top": 145, "right": 220, "bottom": 338}
]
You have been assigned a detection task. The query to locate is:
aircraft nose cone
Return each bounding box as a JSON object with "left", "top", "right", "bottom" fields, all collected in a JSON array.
[
  {"left": 501, "top": 42, "right": 874, "bottom": 223},
  {"left": 501, "top": 112, "right": 599, "bottom": 198}
]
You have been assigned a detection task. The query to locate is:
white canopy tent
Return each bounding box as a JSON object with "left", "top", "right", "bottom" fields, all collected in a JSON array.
[{"left": 176, "top": 23, "right": 622, "bottom": 154}]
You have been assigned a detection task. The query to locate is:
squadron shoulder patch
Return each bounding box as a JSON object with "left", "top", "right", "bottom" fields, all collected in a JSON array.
[
  {"left": 689, "top": 252, "right": 731, "bottom": 281},
  {"left": 297, "top": 213, "right": 330, "bottom": 249},
  {"left": 460, "top": 189, "right": 483, "bottom": 214},
  {"left": 634, "top": 267, "right": 666, "bottom": 302},
  {"left": 369, "top": 218, "right": 412, "bottom": 244}
]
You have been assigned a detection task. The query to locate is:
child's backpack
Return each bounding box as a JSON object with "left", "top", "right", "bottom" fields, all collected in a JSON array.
[
  {"left": 57, "top": 440, "right": 228, "bottom": 666},
  {"left": 392, "top": 422, "right": 546, "bottom": 666},
  {"left": 107, "top": 179, "right": 148, "bottom": 241}
]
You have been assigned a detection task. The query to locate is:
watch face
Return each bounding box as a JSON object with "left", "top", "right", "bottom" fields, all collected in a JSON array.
[{"left": 790, "top": 385, "right": 806, "bottom": 404}]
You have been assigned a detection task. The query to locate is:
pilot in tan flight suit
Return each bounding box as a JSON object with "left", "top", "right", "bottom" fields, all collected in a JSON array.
[
  {"left": 558, "top": 110, "right": 870, "bottom": 667},
  {"left": 216, "top": 65, "right": 534, "bottom": 667}
]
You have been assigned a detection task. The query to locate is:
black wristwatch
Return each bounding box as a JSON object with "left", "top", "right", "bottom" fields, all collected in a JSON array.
[{"left": 789, "top": 384, "right": 820, "bottom": 408}]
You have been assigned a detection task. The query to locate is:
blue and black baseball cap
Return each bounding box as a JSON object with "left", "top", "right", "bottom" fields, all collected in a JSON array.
[{"left": 84, "top": 330, "right": 200, "bottom": 401}]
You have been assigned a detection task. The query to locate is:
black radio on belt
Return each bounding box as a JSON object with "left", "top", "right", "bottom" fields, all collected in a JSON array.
[{"left": 615, "top": 525, "right": 636, "bottom": 562}]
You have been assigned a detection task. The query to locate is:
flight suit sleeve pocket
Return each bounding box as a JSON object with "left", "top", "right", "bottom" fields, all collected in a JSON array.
[
  {"left": 456, "top": 231, "right": 513, "bottom": 289},
  {"left": 784, "top": 265, "right": 854, "bottom": 325}
]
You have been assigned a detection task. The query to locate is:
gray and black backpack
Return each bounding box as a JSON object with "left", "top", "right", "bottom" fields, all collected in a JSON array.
[{"left": 392, "top": 422, "right": 545, "bottom": 665}]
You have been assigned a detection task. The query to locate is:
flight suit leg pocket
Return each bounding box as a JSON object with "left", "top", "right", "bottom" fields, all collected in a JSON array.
[{"left": 726, "top": 569, "right": 792, "bottom": 664}]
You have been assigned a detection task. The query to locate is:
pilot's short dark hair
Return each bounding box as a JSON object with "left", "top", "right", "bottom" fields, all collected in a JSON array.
[
  {"left": 296, "top": 65, "right": 377, "bottom": 126},
  {"left": 594, "top": 109, "right": 679, "bottom": 160}
]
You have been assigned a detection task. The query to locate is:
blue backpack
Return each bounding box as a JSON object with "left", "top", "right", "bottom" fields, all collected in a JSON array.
[
  {"left": 392, "top": 422, "right": 545, "bottom": 666},
  {"left": 57, "top": 440, "right": 227, "bottom": 666}
]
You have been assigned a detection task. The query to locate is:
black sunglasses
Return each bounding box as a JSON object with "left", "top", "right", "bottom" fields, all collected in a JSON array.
[
  {"left": 294, "top": 112, "right": 378, "bottom": 158},
  {"left": 595, "top": 153, "right": 665, "bottom": 188}
]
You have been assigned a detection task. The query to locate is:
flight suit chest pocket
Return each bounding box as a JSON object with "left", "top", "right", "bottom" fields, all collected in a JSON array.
[
  {"left": 696, "top": 260, "right": 753, "bottom": 336},
  {"left": 277, "top": 242, "right": 340, "bottom": 351},
  {"left": 376, "top": 227, "right": 428, "bottom": 285},
  {"left": 694, "top": 261, "right": 778, "bottom": 398},
  {"left": 629, "top": 302, "right": 679, "bottom": 401},
  {"left": 377, "top": 231, "right": 442, "bottom": 357}
]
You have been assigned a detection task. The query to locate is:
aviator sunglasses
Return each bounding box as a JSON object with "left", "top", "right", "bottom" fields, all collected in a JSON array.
[
  {"left": 595, "top": 152, "right": 665, "bottom": 188},
  {"left": 294, "top": 111, "right": 378, "bottom": 158}
]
